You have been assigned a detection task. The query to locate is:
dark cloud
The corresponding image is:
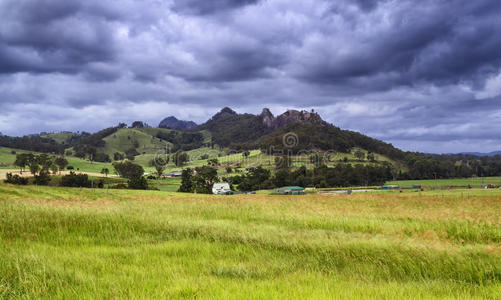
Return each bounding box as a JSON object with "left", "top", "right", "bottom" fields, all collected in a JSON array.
[
  {"left": 0, "top": 0, "right": 501, "bottom": 153},
  {"left": 172, "top": 0, "right": 261, "bottom": 15},
  {"left": 0, "top": 0, "right": 122, "bottom": 75},
  {"left": 299, "top": 0, "right": 501, "bottom": 92}
]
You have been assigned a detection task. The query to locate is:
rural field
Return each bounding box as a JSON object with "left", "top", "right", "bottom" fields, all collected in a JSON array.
[{"left": 1, "top": 184, "right": 500, "bottom": 299}]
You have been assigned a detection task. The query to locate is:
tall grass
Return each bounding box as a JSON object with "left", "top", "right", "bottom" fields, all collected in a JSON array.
[{"left": 0, "top": 184, "right": 500, "bottom": 298}]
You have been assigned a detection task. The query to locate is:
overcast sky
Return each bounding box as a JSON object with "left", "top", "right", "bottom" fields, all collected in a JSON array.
[{"left": 1, "top": 0, "right": 501, "bottom": 153}]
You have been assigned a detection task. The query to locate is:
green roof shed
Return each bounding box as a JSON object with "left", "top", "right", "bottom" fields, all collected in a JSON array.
[{"left": 275, "top": 186, "right": 306, "bottom": 195}]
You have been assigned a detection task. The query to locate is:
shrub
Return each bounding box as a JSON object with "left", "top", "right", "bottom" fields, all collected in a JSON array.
[
  {"left": 60, "top": 172, "right": 91, "bottom": 188},
  {"left": 4, "top": 173, "right": 28, "bottom": 185},
  {"left": 34, "top": 171, "right": 51, "bottom": 186},
  {"left": 128, "top": 176, "right": 148, "bottom": 190}
]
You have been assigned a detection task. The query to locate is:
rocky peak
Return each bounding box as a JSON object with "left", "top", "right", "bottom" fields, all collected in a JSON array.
[
  {"left": 211, "top": 107, "right": 238, "bottom": 120},
  {"left": 273, "top": 109, "right": 324, "bottom": 129},
  {"left": 260, "top": 108, "right": 275, "bottom": 128},
  {"left": 220, "top": 107, "right": 237, "bottom": 115},
  {"left": 158, "top": 116, "right": 197, "bottom": 129}
]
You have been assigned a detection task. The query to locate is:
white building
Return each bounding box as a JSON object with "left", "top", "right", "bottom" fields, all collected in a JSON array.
[{"left": 212, "top": 183, "right": 232, "bottom": 195}]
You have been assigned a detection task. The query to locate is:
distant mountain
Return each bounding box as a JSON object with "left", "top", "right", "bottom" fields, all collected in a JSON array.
[
  {"left": 158, "top": 116, "right": 197, "bottom": 130},
  {"left": 461, "top": 151, "right": 501, "bottom": 157},
  {"left": 194, "top": 107, "right": 406, "bottom": 161}
]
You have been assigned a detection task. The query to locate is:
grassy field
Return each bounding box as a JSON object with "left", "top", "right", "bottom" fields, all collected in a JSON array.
[
  {"left": 0, "top": 147, "right": 113, "bottom": 173},
  {"left": 387, "top": 177, "right": 501, "bottom": 189},
  {"left": 0, "top": 184, "right": 500, "bottom": 299}
]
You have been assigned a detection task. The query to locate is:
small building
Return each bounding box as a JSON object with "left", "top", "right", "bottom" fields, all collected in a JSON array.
[
  {"left": 164, "top": 171, "right": 182, "bottom": 178},
  {"left": 382, "top": 185, "right": 399, "bottom": 190},
  {"left": 275, "top": 186, "right": 306, "bottom": 195},
  {"left": 212, "top": 183, "right": 233, "bottom": 195}
]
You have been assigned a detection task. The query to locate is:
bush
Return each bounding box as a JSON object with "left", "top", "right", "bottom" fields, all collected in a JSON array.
[
  {"left": 4, "top": 173, "right": 28, "bottom": 185},
  {"left": 34, "top": 171, "right": 51, "bottom": 186},
  {"left": 111, "top": 183, "right": 128, "bottom": 189},
  {"left": 128, "top": 176, "right": 148, "bottom": 190},
  {"left": 60, "top": 172, "right": 91, "bottom": 188},
  {"left": 94, "top": 153, "right": 111, "bottom": 163}
]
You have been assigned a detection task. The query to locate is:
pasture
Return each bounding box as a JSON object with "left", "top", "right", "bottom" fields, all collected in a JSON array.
[
  {"left": 387, "top": 177, "right": 501, "bottom": 189},
  {"left": 0, "top": 184, "right": 500, "bottom": 299}
]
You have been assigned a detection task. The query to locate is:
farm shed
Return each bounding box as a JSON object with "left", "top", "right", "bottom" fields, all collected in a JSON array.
[
  {"left": 382, "top": 185, "right": 399, "bottom": 190},
  {"left": 275, "top": 186, "right": 306, "bottom": 195}
]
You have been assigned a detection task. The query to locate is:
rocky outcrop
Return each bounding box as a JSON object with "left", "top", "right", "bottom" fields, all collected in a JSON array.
[
  {"left": 260, "top": 108, "right": 275, "bottom": 128},
  {"left": 259, "top": 108, "right": 325, "bottom": 130},
  {"left": 158, "top": 116, "right": 197, "bottom": 129}
]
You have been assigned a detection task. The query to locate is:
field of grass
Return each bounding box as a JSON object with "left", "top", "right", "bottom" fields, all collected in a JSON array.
[
  {"left": 101, "top": 128, "right": 172, "bottom": 157},
  {"left": 0, "top": 184, "right": 500, "bottom": 298},
  {"left": 0, "top": 147, "right": 113, "bottom": 174},
  {"left": 387, "top": 177, "right": 501, "bottom": 189}
]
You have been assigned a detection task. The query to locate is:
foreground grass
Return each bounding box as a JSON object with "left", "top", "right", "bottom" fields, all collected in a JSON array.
[{"left": 0, "top": 185, "right": 500, "bottom": 299}]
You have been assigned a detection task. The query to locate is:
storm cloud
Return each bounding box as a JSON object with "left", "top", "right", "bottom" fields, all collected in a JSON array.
[{"left": 1, "top": 0, "right": 501, "bottom": 153}]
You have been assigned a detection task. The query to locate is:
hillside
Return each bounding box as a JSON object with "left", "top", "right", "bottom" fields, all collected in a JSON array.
[
  {"left": 0, "top": 146, "right": 112, "bottom": 173},
  {"left": 195, "top": 107, "right": 407, "bottom": 161},
  {"left": 3, "top": 107, "right": 501, "bottom": 182}
]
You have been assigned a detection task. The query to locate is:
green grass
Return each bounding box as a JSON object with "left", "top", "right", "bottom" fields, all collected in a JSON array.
[
  {"left": 0, "top": 184, "right": 500, "bottom": 298},
  {"left": 387, "top": 177, "right": 501, "bottom": 188},
  {"left": 0, "top": 147, "right": 113, "bottom": 173},
  {"left": 41, "top": 132, "right": 79, "bottom": 145},
  {"left": 101, "top": 128, "right": 172, "bottom": 156}
]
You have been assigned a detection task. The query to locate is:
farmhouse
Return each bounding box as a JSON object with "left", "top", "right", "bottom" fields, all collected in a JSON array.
[
  {"left": 275, "top": 186, "right": 306, "bottom": 195},
  {"left": 212, "top": 183, "right": 233, "bottom": 195}
]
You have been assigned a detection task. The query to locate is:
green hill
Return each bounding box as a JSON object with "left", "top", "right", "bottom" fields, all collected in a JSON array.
[{"left": 0, "top": 146, "right": 112, "bottom": 173}]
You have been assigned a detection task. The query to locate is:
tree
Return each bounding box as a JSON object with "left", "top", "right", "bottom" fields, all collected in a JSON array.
[
  {"left": 192, "top": 166, "right": 218, "bottom": 194},
  {"left": 274, "top": 156, "right": 291, "bottom": 170},
  {"left": 50, "top": 164, "right": 59, "bottom": 175},
  {"left": 29, "top": 162, "right": 40, "bottom": 176},
  {"left": 54, "top": 157, "right": 69, "bottom": 174},
  {"left": 114, "top": 152, "right": 125, "bottom": 161},
  {"left": 354, "top": 150, "right": 365, "bottom": 161},
  {"left": 130, "top": 121, "right": 145, "bottom": 128},
  {"left": 128, "top": 176, "right": 148, "bottom": 190},
  {"left": 87, "top": 147, "right": 97, "bottom": 163},
  {"left": 238, "top": 166, "right": 271, "bottom": 192},
  {"left": 172, "top": 151, "right": 189, "bottom": 167},
  {"left": 14, "top": 153, "right": 33, "bottom": 173},
  {"left": 36, "top": 154, "right": 53, "bottom": 172},
  {"left": 101, "top": 168, "right": 110, "bottom": 177},
  {"left": 155, "top": 164, "right": 165, "bottom": 178},
  {"left": 309, "top": 153, "right": 325, "bottom": 167},
  {"left": 207, "top": 158, "right": 219, "bottom": 166},
  {"left": 112, "top": 161, "right": 147, "bottom": 190},
  {"left": 34, "top": 170, "right": 51, "bottom": 186},
  {"left": 113, "top": 161, "right": 144, "bottom": 179},
  {"left": 178, "top": 168, "right": 194, "bottom": 193}
]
